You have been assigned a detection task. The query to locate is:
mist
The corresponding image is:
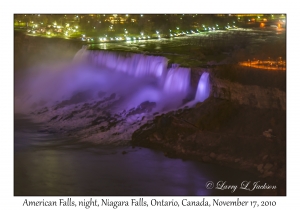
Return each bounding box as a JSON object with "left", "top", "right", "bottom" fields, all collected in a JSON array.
[{"left": 14, "top": 47, "right": 201, "bottom": 114}]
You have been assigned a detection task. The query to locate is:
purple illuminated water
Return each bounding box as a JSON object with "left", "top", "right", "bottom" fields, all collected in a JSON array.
[
  {"left": 15, "top": 48, "right": 210, "bottom": 144},
  {"left": 163, "top": 64, "right": 191, "bottom": 94},
  {"left": 73, "top": 46, "right": 168, "bottom": 78},
  {"left": 196, "top": 72, "right": 211, "bottom": 102}
]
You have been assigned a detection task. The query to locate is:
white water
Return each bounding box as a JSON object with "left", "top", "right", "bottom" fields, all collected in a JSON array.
[
  {"left": 163, "top": 64, "right": 191, "bottom": 94},
  {"left": 17, "top": 47, "right": 197, "bottom": 112},
  {"left": 15, "top": 48, "right": 211, "bottom": 143},
  {"left": 73, "top": 46, "right": 168, "bottom": 78},
  {"left": 195, "top": 72, "right": 210, "bottom": 102}
]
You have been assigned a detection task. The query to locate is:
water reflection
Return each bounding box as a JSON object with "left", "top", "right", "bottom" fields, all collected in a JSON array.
[{"left": 14, "top": 117, "right": 266, "bottom": 196}]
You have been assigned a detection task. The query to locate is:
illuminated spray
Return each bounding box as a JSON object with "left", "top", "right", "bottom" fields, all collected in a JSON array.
[{"left": 16, "top": 47, "right": 210, "bottom": 113}]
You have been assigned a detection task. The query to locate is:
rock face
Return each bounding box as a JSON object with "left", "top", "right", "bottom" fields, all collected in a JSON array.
[
  {"left": 211, "top": 78, "right": 286, "bottom": 110},
  {"left": 132, "top": 97, "right": 286, "bottom": 193},
  {"left": 27, "top": 91, "right": 157, "bottom": 145}
]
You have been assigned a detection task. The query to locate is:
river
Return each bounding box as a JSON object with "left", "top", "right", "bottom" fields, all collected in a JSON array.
[{"left": 15, "top": 114, "right": 267, "bottom": 196}]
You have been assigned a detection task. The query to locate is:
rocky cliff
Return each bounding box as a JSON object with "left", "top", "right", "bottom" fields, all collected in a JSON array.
[
  {"left": 132, "top": 71, "right": 286, "bottom": 195},
  {"left": 211, "top": 77, "right": 286, "bottom": 110}
]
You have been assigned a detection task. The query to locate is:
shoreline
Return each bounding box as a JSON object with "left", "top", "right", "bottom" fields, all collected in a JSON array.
[{"left": 131, "top": 98, "right": 286, "bottom": 195}]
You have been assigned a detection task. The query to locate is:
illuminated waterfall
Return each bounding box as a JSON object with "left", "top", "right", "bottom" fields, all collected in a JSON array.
[
  {"left": 17, "top": 47, "right": 212, "bottom": 115},
  {"left": 73, "top": 46, "right": 168, "bottom": 78},
  {"left": 163, "top": 64, "right": 191, "bottom": 94},
  {"left": 195, "top": 72, "right": 210, "bottom": 102}
]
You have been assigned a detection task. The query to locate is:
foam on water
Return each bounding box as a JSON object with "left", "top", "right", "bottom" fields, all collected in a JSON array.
[{"left": 15, "top": 47, "right": 211, "bottom": 143}]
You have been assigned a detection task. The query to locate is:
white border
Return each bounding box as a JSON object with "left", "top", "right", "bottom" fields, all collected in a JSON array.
[{"left": 2, "top": 0, "right": 297, "bottom": 209}]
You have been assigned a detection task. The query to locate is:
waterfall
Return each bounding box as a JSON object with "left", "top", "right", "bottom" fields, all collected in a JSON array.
[
  {"left": 195, "top": 72, "right": 210, "bottom": 102},
  {"left": 15, "top": 47, "right": 212, "bottom": 144},
  {"left": 73, "top": 46, "right": 168, "bottom": 78},
  {"left": 17, "top": 47, "right": 212, "bottom": 115},
  {"left": 163, "top": 64, "right": 191, "bottom": 94}
]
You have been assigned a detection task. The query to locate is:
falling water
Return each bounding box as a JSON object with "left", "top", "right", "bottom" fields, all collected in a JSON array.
[
  {"left": 163, "top": 64, "right": 191, "bottom": 94},
  {"left": 15, "top": 48, "right": 211, "bottom": 143},
  {"left": 195, "top": 72, "right": 210, "bottom": 102},
  {"left": 73, "top": 46, "right": 168, "bottom": 78}
]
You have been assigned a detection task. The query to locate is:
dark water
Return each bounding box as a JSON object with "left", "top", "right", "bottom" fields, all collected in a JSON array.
[{"left": 14, "top": 114, "right": 276, "bottom": 196}]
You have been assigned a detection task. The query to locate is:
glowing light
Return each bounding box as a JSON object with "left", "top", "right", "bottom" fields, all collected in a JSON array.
[{"left": 196, "top": 72, "right": 210, "bottom": 102}]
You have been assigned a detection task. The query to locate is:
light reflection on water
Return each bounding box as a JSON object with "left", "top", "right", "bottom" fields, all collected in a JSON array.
[{"left": 14, "top": 116, "right": 262, "bottom": 196}]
